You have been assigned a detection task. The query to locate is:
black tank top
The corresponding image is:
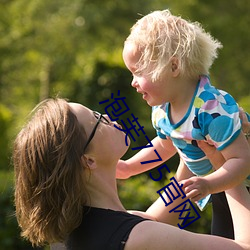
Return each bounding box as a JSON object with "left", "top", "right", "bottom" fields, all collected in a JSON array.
[{"left": 66, "top": 206, "right": 148, "bottom": 250}]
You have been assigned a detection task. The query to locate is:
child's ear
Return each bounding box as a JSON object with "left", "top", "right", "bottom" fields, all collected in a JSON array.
[
  {"left": 171, "top": 63, "right": 177, "bottom": 72},
  {"left": 171, "top": 57, "right": 180, "bottom": 77}
]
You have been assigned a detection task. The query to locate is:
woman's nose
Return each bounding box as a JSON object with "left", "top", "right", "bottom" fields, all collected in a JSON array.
[
  {"left": 103, "top": 114, "right": 118, "bottom": 126},
  {"left": 103, "top": 114, "right": 112, "bottom": 123}
]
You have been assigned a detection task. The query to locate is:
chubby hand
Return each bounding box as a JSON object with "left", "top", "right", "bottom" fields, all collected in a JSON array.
[{"left": 181, "top": 176, "right": 211, "bottom": 202}]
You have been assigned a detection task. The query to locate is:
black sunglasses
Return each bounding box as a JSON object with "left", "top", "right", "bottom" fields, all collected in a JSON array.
[{"left": 84, "top": 111, "right": 110, "bottom": 151}]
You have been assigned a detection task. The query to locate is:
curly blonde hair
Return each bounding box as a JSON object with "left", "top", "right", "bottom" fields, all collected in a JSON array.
[
  {"left": 125, "top": 9, "right": 222, "bottom": 81},
  {"left": 13, "top": 98, "right": 88, "bottom": 246}
]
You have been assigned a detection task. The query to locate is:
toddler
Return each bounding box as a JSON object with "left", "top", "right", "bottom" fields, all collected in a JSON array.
[{"left": 119, "top": 9, "right": 250, "bottom": 238}]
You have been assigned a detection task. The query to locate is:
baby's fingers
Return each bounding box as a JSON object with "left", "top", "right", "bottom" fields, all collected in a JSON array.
[
  {"left": 184, "top": 188, "right": 200, "bottom": 201},
  {"left": 180, "top": 178, "right": 194, "bottom": 190}
]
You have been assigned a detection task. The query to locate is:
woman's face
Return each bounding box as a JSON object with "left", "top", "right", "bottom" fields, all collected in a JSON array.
[{"left": 68, "top": 103, "right": 129, "bottom": 161}]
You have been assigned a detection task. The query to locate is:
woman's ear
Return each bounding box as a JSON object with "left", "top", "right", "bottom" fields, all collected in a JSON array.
[
  {"left": 82, "top": 155, "right": 97, "bottom": 169},
  {"left": 170, "top": 57, "right": 180, "bottom": 77}
]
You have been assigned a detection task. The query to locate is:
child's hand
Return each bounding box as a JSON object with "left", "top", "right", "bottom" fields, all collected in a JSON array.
[
  {"left": 116, "top": 160, "right": 131, "bottom": 179},
  {"left": 181, "top": 176, "right": 211, "bottom": 202}
]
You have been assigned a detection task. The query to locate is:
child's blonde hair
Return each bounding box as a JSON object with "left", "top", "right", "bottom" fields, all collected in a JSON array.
[{"left": 125, "top": 9, "right": 222, "bottom": 81}]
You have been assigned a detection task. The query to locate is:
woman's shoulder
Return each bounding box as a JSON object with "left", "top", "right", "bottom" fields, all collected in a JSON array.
[
  {"left": 66, "top": 206, "right": 148, "bottom": 250},
  {"left": 124, "top": 220, "right": 189, "bottom": 250}
]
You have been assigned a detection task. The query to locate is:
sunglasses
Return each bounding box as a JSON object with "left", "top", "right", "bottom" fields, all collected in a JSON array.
[{"left": 84, "top": 111, "right": 110, "bottom": 151}]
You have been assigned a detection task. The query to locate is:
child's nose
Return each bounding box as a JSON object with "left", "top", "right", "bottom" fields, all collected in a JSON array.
[{"left": 131, "top": 78, "right": 138, "bottom": 88}]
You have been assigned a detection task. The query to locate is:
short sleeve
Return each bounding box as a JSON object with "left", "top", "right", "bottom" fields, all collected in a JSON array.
[
  {"left": 151, "top": 105, "right": 169, "bottom": 140},
  {"left": 197, "top": 89, "right": 241, "bottom": 150},
  {"left": 156, "top": 130, "right": 167, "bottom": 139}
]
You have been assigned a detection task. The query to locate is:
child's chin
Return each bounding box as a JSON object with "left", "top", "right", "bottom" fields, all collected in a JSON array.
[{"left": 145, "top": 99, "right": 160, "bottom": 107}]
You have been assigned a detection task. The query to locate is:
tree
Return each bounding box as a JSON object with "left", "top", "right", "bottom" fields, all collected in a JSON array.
[{"left": 0, "top": 1, "right": 249, "bottom": 248}]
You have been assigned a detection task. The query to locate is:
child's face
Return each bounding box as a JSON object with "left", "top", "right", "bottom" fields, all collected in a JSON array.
[{"left": 123, "top": 43, "right": 173, "bottom": 106}]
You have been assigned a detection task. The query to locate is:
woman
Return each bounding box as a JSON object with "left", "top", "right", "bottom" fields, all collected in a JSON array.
[{"left": 13, "top": 98, "right": 250, "bottom": 249}]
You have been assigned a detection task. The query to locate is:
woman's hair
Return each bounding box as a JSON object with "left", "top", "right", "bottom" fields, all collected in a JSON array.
[
  {"left": 125, "top": 9, "right": 222, "bottom": 81},
  {"left": 13, "top": 98, "right": 88, "bottom": 246}
]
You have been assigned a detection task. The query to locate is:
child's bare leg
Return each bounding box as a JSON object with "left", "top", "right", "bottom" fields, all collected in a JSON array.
[
  {"left": 146, "top": 185, "right": 190, "bottom": 226},
  {"left": 175, "top": 158, "right": 194, "bottom": 182},
  {"left": 146, "top": 159, "right": 194, "bottom": 225}
]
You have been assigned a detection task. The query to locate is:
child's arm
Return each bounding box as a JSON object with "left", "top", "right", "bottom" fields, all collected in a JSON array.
[
  {"left": 116, "top": 136, "right": 177, "bottom": 179},
  {"left": 182, "top": 132, "right": 250, "bottom": 201},
  {"left": 200, "top": 109, "right": 250, "bottom": 171}
]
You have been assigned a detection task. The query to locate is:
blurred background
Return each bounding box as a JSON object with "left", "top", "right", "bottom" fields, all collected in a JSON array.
[{"left": 0, "top": 0, "right": 249, "bottom": 249}]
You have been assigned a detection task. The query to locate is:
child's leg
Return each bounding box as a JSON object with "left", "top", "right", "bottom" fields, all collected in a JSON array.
[
  {"left": 177, "top": 158, "right": 234, "bottom": 238},
  {"left": 146, "top": 159, "right": 194, "bottom": 225},
  {"left": 175, "top": 158, "right": 194, "bottom": 182},
  {"left": 211, "top": 192, "right": 234, "bottom": 239}
]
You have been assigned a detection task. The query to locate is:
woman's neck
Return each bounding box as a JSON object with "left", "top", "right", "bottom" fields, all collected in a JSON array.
[{"left": 84, "top": 165, "right": 126, "bottom": 212}]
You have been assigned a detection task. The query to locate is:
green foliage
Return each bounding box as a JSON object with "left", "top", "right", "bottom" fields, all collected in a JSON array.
[
  {"left": 185, "top": 1, "right": 250, "bottom": 100},
  {"left": 186, "top": 203, "right": 212, "bottom": 234},
  {"left": 0, "top": 0, "right": 249, "bottom": 248},
  {"left": 0, "top": 171, "right": 44, "bottom": 249},
  {"left": 118, "top": 175, "right": 162, "bottom": 210},
  {"left": 0, "top": 105, "right": 13, "bottom": 170},
  {"left": 239, "top": 95, "right": 250, "bottom": 113}
]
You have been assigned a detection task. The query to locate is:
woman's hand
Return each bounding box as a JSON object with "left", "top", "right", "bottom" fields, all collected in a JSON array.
[{"left": 239, "top": 107, "right": 250, "bottom": 140}]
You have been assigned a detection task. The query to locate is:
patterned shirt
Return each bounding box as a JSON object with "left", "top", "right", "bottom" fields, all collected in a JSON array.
[{"left": 152, "top": 75, "right": 241, "bottom": 176}]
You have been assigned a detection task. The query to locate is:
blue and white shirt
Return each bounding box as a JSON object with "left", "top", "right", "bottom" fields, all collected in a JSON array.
[{"left": 152, "top": 75, "right": 243, "bottom": 177}]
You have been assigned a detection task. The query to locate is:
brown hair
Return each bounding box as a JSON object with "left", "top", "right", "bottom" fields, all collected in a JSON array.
[{"left": 13, "top": 98, "right": 88, "bottom": 246}]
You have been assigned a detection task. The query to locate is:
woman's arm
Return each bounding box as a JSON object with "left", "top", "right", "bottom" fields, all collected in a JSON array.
[{"left": 125, "top": 184, "right": 250, "bottom": 250}]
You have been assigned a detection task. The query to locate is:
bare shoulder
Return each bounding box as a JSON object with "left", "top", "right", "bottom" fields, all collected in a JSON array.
[
  {"left": 124, "top": 220, "right": 247, "bottom": 250},
  {"left": 124, "top": 220, "right": 189, "bottom": 250}
]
